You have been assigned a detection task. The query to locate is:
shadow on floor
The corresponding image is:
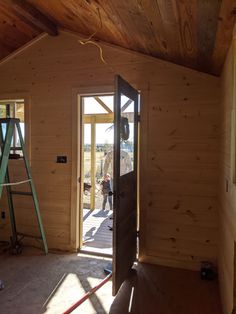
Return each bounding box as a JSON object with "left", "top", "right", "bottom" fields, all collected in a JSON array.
[
  {"left": 0, "top": 249, "right": 113, "bottom": 314},
  {"left": 84, "top": 217, "right": 112, "bottom": 249}
]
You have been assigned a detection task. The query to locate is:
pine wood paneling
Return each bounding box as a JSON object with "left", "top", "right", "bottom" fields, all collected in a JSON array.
[
  {"left": 219, "top": 38, "right": 236, "bottom": 314},
  {"left": 0, "top": 31, "right": 220, "bottom": 270}
]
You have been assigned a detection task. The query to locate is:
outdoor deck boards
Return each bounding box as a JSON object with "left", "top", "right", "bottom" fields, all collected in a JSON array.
[{"left": 82, "top": 209, "right": 113, "bottom": 255}]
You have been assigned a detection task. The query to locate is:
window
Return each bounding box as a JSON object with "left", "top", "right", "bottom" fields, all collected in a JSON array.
[{"left": 0, "top": 99, "right": 25, "bottom": 155}]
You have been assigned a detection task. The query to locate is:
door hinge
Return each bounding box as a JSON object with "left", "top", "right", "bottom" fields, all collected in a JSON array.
[
  {"left": 137, "top": 230, "right": 140, "bottom": 237},
  {"left": 137, "top": 115, "right": 141, "bottom": 122}
]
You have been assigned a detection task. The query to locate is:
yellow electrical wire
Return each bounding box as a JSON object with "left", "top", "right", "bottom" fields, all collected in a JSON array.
[{"left": 78, "top": 7, "right": 115, "bottom": 71}]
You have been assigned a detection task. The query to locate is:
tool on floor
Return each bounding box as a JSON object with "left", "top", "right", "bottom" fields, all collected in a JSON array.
[
  {"left": 0, "top": 118, "right": 48, "bottom": 254},
  {"left": 62, "top": 271, "right": 112, "bottom": 314}
]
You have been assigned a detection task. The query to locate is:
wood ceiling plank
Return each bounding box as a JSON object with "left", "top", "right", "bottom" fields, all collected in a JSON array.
[
  {"left": 196, "top": 0, "right": 221, "bottom": 73},
  {"left": 4, "top": 0, "right": 58, "bottom": 36},
  {"left": 0, "top": 2, "right": 41, "bottom": 52},
  {"left": 91, "top": 0, "right": 134, "bottom": 47},
  {"left": 106, "top": 0, "right": 161, "bottom": 54},
  {"left": 134, "top": 0, "right": 169, "bottom": 59},
  {"left": 212, "top": 0, "right": 236, "bottom": 75},
  {"left": 28, "top": 0, "right": 129, "bottom": 47},
  {"left": 155, "top": 0, "right": 185, "bottom": 62},
  {"left": 0, "top": 0, "right": 235, "bottom": 75},
  {"left": 174, "top": 0, "right": 198, "bottom": 69},
  {"left": 68, "top": 0, "right": 130, "bottom": 46},
  {"left": 0, "top": 8, "right": 36, "bottom": 39}
]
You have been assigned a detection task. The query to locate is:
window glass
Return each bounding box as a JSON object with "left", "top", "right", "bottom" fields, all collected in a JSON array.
[{"left": 0, "top": 100, "right": 25, "bottom": 155}]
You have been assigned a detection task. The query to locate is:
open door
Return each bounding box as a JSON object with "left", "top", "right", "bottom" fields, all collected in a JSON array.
[{"left": 112, "top": 75, "right": 139, "bottom": 295}]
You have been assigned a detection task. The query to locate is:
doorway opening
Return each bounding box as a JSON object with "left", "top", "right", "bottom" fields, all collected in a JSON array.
[
  {"left": 75, "top": 76, "right": 140, "bottom": 297},
  {"left": 80, "top": 94, "right": 114, "bottom": 256}
]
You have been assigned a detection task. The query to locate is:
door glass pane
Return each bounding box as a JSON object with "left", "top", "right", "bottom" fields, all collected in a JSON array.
[
  {"left": 83, "top": 124, "right": 91, "bottom": 209},
  {"left": 120, "top": 94, "right": 134, "bottom": 176},
  {"left": 99, "top": 95, "right": 114, "bottom": 112},
  {"left": 84, "top": 97, "right": 107, "bottom": 114}
]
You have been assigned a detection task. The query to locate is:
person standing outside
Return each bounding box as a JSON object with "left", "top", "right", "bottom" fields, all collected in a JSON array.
[
  {"left": 103, "top": 149, "right": 132, "bottom": 181},
  {"left": 101, "top": 173, "right": 112, "bottom": 211}
]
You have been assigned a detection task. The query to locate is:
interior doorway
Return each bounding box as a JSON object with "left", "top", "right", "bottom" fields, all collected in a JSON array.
[
  {"left": 80, "top": 94, "right": 114, "bottom": 256},
  {"left": 76, "top": 76, "right": 139, "bottom": 297}
]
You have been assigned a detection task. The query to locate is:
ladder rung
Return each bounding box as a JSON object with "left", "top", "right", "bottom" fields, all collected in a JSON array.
[{"left": 11, "top": 191, "right": 33, "bottom": 196}]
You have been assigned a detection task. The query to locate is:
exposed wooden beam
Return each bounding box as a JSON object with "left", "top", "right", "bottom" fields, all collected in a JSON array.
[
  {"left": 84, "top": 112, "right": 134, "bottom": 124},
  {"left": 5, "top": 0, "right": 58, "bottom": 36},
  {"left": 94, "top": 96, "right": 112, "bottom": 114}
]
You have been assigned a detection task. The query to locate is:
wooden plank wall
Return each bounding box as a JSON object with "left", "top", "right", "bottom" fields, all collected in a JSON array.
[
  {"left": 0, "top": 31, "right": 220, "bottom": 269},
  {"left": 219, "top": 40, "right": 236, "bottom": 314}
]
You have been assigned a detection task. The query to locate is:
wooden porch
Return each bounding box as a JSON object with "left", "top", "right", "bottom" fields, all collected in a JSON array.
[{"left": 82, "top": 209, "right": 113, "bottom": 256}]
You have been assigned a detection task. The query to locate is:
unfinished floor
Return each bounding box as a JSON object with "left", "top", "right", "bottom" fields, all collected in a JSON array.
[{"left": 0, "top": 248, "right": 222, "bottom": 314}]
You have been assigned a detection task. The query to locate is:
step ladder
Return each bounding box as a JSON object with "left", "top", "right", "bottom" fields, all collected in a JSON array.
[{"left": 0, "top": 118, "right": 48, "bottom": 254}]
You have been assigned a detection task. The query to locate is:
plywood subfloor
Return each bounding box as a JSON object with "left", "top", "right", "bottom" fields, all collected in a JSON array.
[
  {"left": 0, "top": 248, "right": 222, "bottom": 314},
  {"left": 82, "top": 209, "right": 113, "bottom": 255},
  {"left": 0, "top": 248, "right": 114, "bottom": 314}
]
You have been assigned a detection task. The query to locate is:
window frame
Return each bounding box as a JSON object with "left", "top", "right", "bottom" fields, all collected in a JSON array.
[{"left": 0, "top": 93, "right": 31, "bottom": 160}]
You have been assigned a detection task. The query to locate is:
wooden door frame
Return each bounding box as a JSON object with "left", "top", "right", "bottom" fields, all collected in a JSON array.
[
  {"left": 71, "top": 85, "right": 142, "bottom": 254},
  {"left": 71, "top": 86, "right": 114, "bottom": 251}
]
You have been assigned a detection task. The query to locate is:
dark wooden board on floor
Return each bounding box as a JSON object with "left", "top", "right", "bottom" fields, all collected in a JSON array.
[{"left": 110, "top": 263, "right": 223, "bottom": 314}]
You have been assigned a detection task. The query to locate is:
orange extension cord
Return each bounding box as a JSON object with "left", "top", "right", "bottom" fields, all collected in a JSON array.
[{"left": 63, "top": 272, "right": 112, "bottom": 314}]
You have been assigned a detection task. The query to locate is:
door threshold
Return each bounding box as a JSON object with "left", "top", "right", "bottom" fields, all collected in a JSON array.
[{"left": 79, "top": 248, "right": 112, "bottom": 259}]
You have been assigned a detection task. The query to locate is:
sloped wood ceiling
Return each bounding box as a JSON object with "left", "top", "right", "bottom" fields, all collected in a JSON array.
[
  {"left": 0, "top": 1, "right": 42, "bottom": 60},
  {"left": 1, "top": 0, "right": 236, "bottom": 75}
]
